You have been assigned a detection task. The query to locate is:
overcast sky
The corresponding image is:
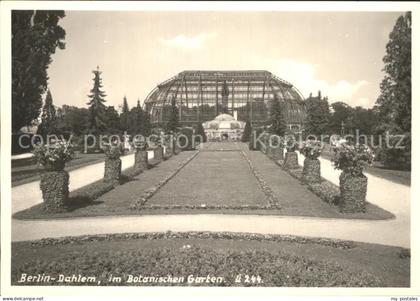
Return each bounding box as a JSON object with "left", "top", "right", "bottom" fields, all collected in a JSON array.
[{"left": 47, "top": 11, "right": 403, "bottom": 111}]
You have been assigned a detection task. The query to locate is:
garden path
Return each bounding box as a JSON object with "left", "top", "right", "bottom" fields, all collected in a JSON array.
[{"left": 11, "top": 143, "right": 410, "bottom": 247}]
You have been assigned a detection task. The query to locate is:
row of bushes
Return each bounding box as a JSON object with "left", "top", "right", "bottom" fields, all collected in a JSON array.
[
  {"left": 33, "top": 132, "right": 189, "bottom": 213},
  {"left": 252, "top": 129, "right": 373, "bottom": 213},
  {"left": 275, "top": 161, "right": 340, "bottom": 206}
]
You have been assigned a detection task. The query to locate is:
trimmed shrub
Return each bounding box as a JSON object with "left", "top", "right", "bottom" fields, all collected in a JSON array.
[
  {"left": 339, "top": 172, "right": 367, "bottom": 213},
  {"left": 241, "top": 121, "right": 251, "bottom": 142},
  {"left": 195, "top": 121, "right": 207, "bottom": 144},
  {"left": 178, "top": 127, "right": 195, "bottom": 151},
  {"left": 283, "top": 151, "right": 299, "bottom": 169},
  {"left": 302, "top": 158, "right": 321, "bottom": 184},
  {"left": 39, "top": 170, "right": 69, "bottom": 212},
  {"left": 104, "top": 158, "right": 122, "bottom": 184},
  {"left": 153, "top": 146, "right": 164, "bottom": 162},
  {"left": 332, "top": 142, "right": 372, "bottom": 213},
  {"left": 134, "top": 150, "right": 148, "bottom": 172}
]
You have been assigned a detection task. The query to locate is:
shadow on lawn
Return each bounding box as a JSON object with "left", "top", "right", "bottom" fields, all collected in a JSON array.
[{"left": 64, "top": 196, "right": 105, "bottom": 212}]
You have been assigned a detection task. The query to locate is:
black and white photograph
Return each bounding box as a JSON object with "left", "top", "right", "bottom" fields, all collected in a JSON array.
[{"left": 0, "top": 1, "right": 418, "bottom": 300}]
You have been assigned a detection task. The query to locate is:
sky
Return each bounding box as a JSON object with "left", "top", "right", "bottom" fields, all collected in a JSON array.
[{"left": 47, "top": 11, "right": 403, "bottom": 111}]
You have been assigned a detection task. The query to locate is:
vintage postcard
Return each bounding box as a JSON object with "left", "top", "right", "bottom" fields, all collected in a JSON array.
[{"left": 1, "top": 1, "right": 419, "bottom": 300}]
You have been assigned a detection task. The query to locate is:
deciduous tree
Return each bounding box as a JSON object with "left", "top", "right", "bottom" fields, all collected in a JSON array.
[
  {"left": 304, "top": 91, "right": 330, "bottom": 137},
  {"left": 12, "top": 10, "right": 66, "bottom": 133}
]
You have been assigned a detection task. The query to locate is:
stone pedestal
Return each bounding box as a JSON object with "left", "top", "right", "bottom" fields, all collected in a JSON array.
[
  {"left": 40, "top": 170, "right": 69, "bottom": 212},
  {"left": 134, "top": 150, "right": 148, "bottom": 172},
  {"left": 339, "top": 172, "right": 367, "bottom": 213},
  {"left": 154, "top": 147, "right": 163, "bottom": 162},
  {"left": 104, "top": 158, "right": 122, "bottom": 184},
  {"left": 283, "top": 151, "right": 299, "bottom": 169},
  {"left": 302, "top": 158, "right": 321, "bottom": 184}
]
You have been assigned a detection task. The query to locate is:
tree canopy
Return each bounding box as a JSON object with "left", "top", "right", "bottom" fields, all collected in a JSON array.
[
  {"left": 304, "top": 91, "right": 330, "bottom": 136},
  {"left": 120, "top": 96, "right": 130, "bottom": 132},
  {"left": 165, "top": 97, "right": 180, "bottom": 133},
  {"left": 12, "top": 10, "right": 66, "bottom": 133},
  {"left": 268, "top": 94, "right": 287, "bottom": 136},
  {"left": 375, "top": 12, "right": 411, "bottom": 133}
]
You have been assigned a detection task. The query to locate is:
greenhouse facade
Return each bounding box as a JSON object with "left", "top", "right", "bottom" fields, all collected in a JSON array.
[{"left": 144, "top": 70, "right": 307, "bottom": 132}]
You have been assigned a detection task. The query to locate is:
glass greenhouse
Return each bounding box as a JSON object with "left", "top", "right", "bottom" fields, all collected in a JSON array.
[{"left": 144, "top": 70, "right": 307, "bottom": 132}]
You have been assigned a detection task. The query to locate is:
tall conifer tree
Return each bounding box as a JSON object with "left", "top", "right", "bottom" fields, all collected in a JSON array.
[
  {"left": 38, "top": 89, "right": 57, "bottom": 137},
  {"left": 268, "top": 94, "right": 287, "bottom": 136},
  {"left": 87, "top": 66, "right": 107, "bottom": 135}
]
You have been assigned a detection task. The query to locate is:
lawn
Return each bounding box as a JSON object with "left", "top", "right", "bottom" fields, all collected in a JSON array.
[
  {"left": 12, "top": 152, "right": 107, "bottom": 186},
  {"left": 11, "top": 232, "right": 410, "bottom": 287},
  {"left": 145, "top": 151, "right": 268, "bottom": 207}
]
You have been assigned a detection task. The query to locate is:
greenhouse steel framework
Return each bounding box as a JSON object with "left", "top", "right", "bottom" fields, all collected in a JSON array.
[{"left": 144, "top": 70, "right": 307, "bottom": 132}]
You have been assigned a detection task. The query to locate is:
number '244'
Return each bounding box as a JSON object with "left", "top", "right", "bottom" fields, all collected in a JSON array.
[{"left": 235, "top": 274, "right": 263, "bottom": 284}]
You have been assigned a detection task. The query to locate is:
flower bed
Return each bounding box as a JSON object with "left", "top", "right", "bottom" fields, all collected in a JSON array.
[
  {"left": 300, "top": 140, "right": 322, "bottom": 160},
  {"left": 139, "top": 204, "right": 273, "bottom": 210},
  {"left": 33, "top": 140, "right": 74, "bottom": 171},
  {"left": 332, "top": 143, "right": 374, "bottom": 176},
  {"left": 13, "top": 245, "right": 381, "bottom": 287},
  {"left": 28, "top": 231, "right": 357, "bottom": 249}
]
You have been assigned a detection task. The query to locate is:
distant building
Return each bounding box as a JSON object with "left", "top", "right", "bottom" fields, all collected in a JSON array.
[
  {"left": 144, "top": 70, "right": 306, "bottom": 133},
  {"left": 203, "top": 113, "right": 245, "bottom": 141}
]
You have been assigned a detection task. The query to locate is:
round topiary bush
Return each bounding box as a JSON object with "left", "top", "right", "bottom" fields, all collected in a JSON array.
[
  {"left": 40, "top": 170, "right": 70, "bottom": 212},
  {"left": 339, "top": 172, "right": 367, "bottom": 213},
  {"left": 163, "top": 134, "right": 173, "bottom": 160},
  {"left": 33, "top": 140, "right": 74, "bottom": 212},
  {"left": 300, "top": 140, "right": 322, "bottom": 184},
  {"left": 302, "top": 158, "right": 321, "bottom": 184},
  {"left": 283, "top": 151, "right": 299, "bottom": 169},
  {"left": 102, "top": 142, "right": 122, "bottom": 185},
  {"left": 154, "top": 146, "right": 164, "bottom": 162},
  {"left": 332, "top": 142, "right": 374, "bottom": 213},
  {"left": 178, "top": 127, "right": 195, "bottom": 151}
]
